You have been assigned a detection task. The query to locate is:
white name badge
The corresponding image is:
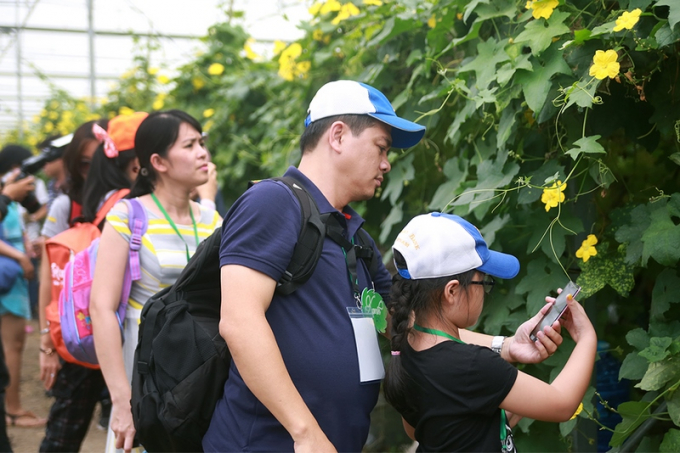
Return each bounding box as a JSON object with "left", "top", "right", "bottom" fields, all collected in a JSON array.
[{"left": 347, "top": 307, "right": 385, "bottom": 383}]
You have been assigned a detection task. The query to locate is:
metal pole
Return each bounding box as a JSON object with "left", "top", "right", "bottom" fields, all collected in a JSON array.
[
  {"left": 87, "top": 0, "right": 96, "bottom": 109},
  {"left": 15, "top": 0, "right": 23, "bottom": 139}
]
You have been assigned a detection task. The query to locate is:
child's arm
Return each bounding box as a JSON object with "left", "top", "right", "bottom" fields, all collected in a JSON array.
[{"left": 500, "top": 295, "right": 597, "bottom": 422}]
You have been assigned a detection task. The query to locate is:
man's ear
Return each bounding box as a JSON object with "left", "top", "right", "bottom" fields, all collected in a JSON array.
[{"left": 327, "top": 120, "right": 348, "bottom": 154}]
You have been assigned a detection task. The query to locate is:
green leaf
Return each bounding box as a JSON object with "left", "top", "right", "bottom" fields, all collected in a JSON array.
[
  {"left": 381, "top": 154, "right": 415, "bottom": 205},
  {"left": 651, "top": 268, "right": 680, "bottom": 320},
  {"left": 429, "top": 157, "right": 469, "bottom": 211},
  {"left": 656, "top": 0, "right": 680, "bottom": 30},
  {"left": 638, "top": 337, "right": 673, "bottom": 362},
  {"left": 517, "top": 160, "right": 564, "bottom": 204},
  {"left": 573, "top": 29, "right": 592, "bottom": 44},
  {"left": 514, "top": 11, "right": 571, "bottom": 56},
  {"left": 610, "top": 401, "right": 652, "bottom": 447},
  {"left": 591, "top": 21, "right": 615, "bottom": 37},
  {"left": 515, "top": 45, "right": 572, "bottom": 114},
  {"left": 458, "top": 38, "right": 510, "bottom": 89},
  {"left": 515, "top": 257, "right": 566, "bottom": 315},
  {"left": 615, "top": 204, "right": 651, "bottom": 265},
  {"left": 636, "top": 358, "right": 680, "bottom": 390},
  {"left": 367, "top": 16, "right": 420, "bottom": 47},
  {"left": 564, "top": 78, "right": 600, "bottom": 109},
  {"left": 565, "top": 135, "right": 606, "bottom": 160},
  {"left": 474, "top": 0, "right": 516, "bottom": 21},
  {"left": 480, "top": 215, "right": 510, "bottom": 247},
  {"left": 627, "top": 328, "right": 650, "bottom": 351},
  {"left": 576, "top": 249, "right": 635, "bottom": 299},
  {"left": 462, "top": 0, "right": 489, "bottom": 24},
  {"left": 668, "top": 390, "right": 680, "bottom": 427},
  {"left": 620, "top": 352, "right": 649, "bottom": 380},
  {"left": 497, "top": 104, "right": 518, "bottom": 151},
  {"left": 641, "top": 196, "right": 680, "bottom": 266},
  {"left": 559, "top": 418, "right": 577, "bottom": 437},
  {"left": 661, "top": 429, "right": 680, "bottom": 452},
  {"left": 452, "top": 153, "right": 520, "bottom": 211},
  {"left": 670, "top": 153, "right": 680, "bottom": 166},
  {"left": 379, "top": 202, "right": 403, "bottom": 244},
  {"left": 655, "top": 22, "right": 680, "bottom": 47}
]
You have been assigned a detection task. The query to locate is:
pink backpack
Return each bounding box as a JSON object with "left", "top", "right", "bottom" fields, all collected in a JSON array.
[{"left": 59, "top": 198, "right": 147, "bottom": 366}]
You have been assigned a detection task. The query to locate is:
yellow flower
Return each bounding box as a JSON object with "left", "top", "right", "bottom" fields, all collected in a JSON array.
[
  {"left": 589, "top": 50, "right": 620, "bottom": 80},
  {"left": 152, "top": 95, "right": 165, "bottom": 111},
  {"left": 203, "top": 108, "right": 215, "bottom": 118},
  {"left": 613, "top": 8, "right": 642, "bottom": 32},
  {"left": 43, "top": 122, "right": 54, "bottom": 133},
  {"left": 309, "top": 1, "right": 322, "bottom": 15},
  {"left": 119, "top": 106, "right": 135, "bottom": 116},
  {"left": 204, "top": 119, "right": 215, "bottom": 132},
  {"left": 157, "top": 74, "right": 170, "bottom": 84},
  {"left": 570, "top": 403, "right": 584, "bottom": 420},
  {"left": 313, "top": 29, "right": 325, "bottom": 41},
  {"left": 541, "top": 180, "right": 566, "bottom": 212},
  {"left": 192, "top": 77, "right": 205, "bottom": 90},
  {"left": 456, "top": 12, "right": 463, "bottom": 20},
  {"left": 525, "top": 0, "right": 559, "bottom": 20},
  {"left": 49, "top": 100, "right": 59, "bottom": 110},
  {"left": 427, "top": 15, "right": 437, "bottom": 28},
  {"left": 277, "top": 43, "right": 310, "bottom": 81},
  {"left": 332, "top": 3, "right": 360, "bottom": 25},
  {"left": 273, "top": 40, "right": 287, "bottom": 55},
  {"left": 208, "top": 63, "right": 225, "bottom": 76},
  {"left": 48, "top": 111, "right": 59, "bottom": 120},
  {"left": 32, "top": 115, "right": 40, "bottom": 124},
  {"left": 320, "top": 0, "right": 342, "bottom": 15},
  {"left": 244, "top": 38, "right": 260, "bottom": 61},
  {"left": 148, "top": 67, "right": 160, "bottom": 75},
  {"left": 576, "top": 235, "right": 598, "bottom": 263},
  {"left": 363, "top": 0, "right": 382, "bottom": 5}
]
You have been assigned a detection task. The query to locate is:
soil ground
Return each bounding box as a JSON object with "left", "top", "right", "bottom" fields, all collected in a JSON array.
[{"left": 6, "top": 319, "right": 107, "bottom": 452}]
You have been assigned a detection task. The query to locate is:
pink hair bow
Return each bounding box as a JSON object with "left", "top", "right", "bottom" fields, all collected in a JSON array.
[{"left": 92, "top": 123, "right": 119, "bottom": 158}]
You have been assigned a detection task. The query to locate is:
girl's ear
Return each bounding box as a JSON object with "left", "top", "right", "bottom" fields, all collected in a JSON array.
[
  {"left": 442, "top": 279, "right": 461, "bottom": 307},
  {"left": 149, "top": 153, "right": 167, "bottom": 173}
]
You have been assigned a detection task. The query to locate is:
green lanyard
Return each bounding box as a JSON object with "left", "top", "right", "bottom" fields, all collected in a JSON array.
[
  {"left": 150, "top": 193, "right": 199, "bottom": 262},
  {"left": 412, "top": 323, "right": 509, "bottom": 444}
]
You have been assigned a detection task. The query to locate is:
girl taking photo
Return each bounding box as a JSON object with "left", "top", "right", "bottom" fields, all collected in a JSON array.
[
  {"left": 384, "top": 213, "right": 597, "bottom": 453},
  {"left": 90, "top": 110, "right": 222, "bottom": 453}
]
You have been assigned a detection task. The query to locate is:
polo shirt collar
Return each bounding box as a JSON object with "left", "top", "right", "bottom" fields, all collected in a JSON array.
[{"left": 283, "top": 166, "right": 365, "bottom": 234}]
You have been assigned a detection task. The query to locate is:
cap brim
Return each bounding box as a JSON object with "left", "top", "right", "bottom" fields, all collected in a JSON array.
[
  {"left": 369, "top": 113, "right": 425, "bottom": 149},
  {"left": 477, "top": 250, "right": 520, "bottom": 280}
]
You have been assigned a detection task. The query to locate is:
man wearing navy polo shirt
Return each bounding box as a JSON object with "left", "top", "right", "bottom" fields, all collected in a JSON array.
[{"left": 203, "top": 81, "right": 426, "bottom": 452}]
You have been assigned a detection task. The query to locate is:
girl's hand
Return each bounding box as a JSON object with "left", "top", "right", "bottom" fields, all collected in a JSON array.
[
  {"left": 506, "top": 298, "right": 563, "bottom": 363},
  {"left": 110, "top": 400, "right": 137, "bottom": 453},
  {"left": 560, "top": 294, "right": 596, "bottom": 343},
  {"left": 40, "top": 335, "right": 61, "bottom": 390},
  {"left": 19, "top": 254, "right": 35, "bottom": 280}
]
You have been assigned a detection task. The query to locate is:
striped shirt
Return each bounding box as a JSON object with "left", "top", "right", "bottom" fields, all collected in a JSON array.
[{"left": 106, "top": 200, "right": 222, "bottom": 319}]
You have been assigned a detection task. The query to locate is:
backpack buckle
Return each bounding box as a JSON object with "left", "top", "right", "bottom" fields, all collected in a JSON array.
[{"left": 130, "top": 234, "right": 142, "bottom": 251}]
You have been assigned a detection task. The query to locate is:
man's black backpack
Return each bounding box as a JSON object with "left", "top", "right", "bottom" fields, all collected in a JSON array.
[{"left": 130, "top": 177, "right": 380, "bottom": 452}]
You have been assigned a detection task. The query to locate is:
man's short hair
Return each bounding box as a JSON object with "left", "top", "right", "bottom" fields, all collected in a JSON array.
[{"left": 300, "top": 114, "right": 382, "bottom": 154}]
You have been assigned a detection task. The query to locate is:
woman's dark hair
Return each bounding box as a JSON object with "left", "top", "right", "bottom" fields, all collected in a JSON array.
[
  {"left": 299, "top": 114, "right": 381, "bottom": 154},
  {"left": 63, "top": 119, "right": 109, "bottom": 204},
  {"left": 81, "top": 146, "right": 137, "bottom": 224},
  {"left": 383, "top": 250, "right": 475, "bottom": 415},
  {"left": 129, "top": 109, "right": 202, "bottom": 198}
]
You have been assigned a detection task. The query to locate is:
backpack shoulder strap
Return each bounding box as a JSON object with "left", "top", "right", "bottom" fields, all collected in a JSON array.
[
  {"left": 93, "top": 189, "right": 130, "bottom": 227},
  {"left": 69, "top": 201, "right": 82, "bottom": 226},
  {"left": 271, "top": 176, "right": 326, "bottom": 296},
  {"left": 355, "top": 229, "right": 380, "bottom": 281},
  {"left": 121, "top": 198, "right": 149, "bottom": 282}
]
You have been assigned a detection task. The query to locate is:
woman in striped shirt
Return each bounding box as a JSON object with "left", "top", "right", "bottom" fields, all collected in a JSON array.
[{"left": 90, "top": 110, "right": 222, "bottom": 453}]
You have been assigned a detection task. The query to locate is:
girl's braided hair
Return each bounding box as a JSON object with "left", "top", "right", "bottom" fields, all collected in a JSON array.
[{"left": 383, "top": 250, "right": 475, "bottom": 415}]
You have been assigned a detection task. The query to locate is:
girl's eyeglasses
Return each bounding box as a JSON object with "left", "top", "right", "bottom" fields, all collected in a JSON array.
[{"left": 470, "top": 275, "right": 495, "bottom": 294}]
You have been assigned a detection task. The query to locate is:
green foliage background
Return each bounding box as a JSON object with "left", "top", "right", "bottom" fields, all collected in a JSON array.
[{"left": 4, "top": 0, "right": 680, "bottom": 450}]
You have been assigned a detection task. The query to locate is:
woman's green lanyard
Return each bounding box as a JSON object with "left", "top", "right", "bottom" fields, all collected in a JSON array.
[
  {"left": 412, "top": 324, "right": 509, "bottom": 445},
  {"left": 150, "top": 193, "right": 199, "bottom": 262}
]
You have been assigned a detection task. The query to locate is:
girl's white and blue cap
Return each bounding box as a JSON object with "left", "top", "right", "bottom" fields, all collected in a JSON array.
[
  {"left": 392, "top": 213, "right": 520, "bottom": 280},
  {"left": 304, "top": 80, "right": 426, "bottom": 149}
]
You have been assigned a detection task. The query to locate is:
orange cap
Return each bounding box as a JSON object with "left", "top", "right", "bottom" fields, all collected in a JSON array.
[{"left": 108, "top": 112, "right": 148, "bottom": 152}]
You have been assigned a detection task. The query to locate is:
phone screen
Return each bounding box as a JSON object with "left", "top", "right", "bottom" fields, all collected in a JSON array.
[{"left": 530, "top": 281, "right": 581, "bottom": 341}]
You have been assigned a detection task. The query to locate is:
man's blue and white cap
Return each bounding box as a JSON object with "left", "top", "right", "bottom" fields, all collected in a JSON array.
[
  {"left": 304, "top": 80, "right": 426, "bottom": 149},
  {"left": 392, "top": 213, "right": 520, "bottom": 280}
]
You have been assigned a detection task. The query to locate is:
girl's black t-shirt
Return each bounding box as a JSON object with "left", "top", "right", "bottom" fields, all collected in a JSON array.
[{"left": 401, "top": 340, "right": 519, "bottom": 452}]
